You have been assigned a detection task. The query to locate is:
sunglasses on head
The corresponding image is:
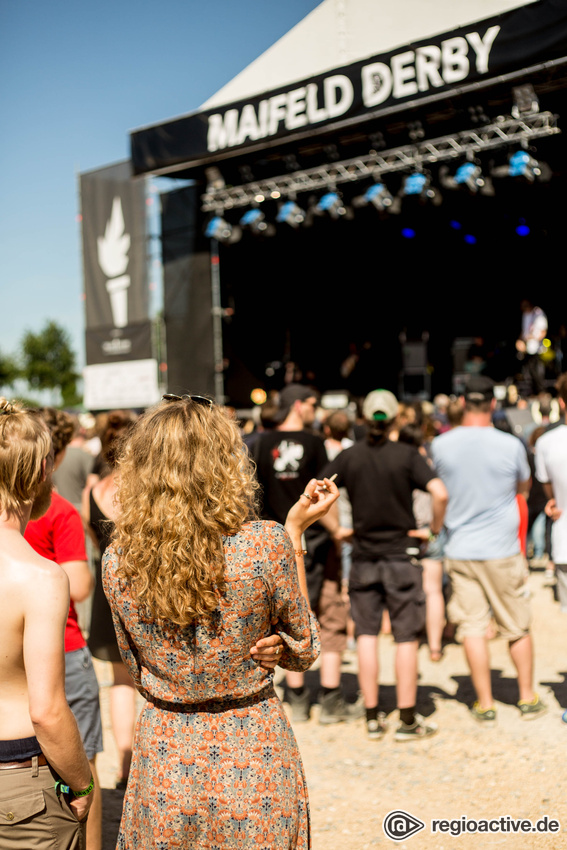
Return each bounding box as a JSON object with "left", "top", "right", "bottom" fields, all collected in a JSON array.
[{"left": 162, "top": 393, "right": 214, "bottom": 408}]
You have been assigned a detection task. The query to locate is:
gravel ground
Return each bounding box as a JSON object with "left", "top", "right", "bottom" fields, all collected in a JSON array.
[{"left": 95, "top": 567, "right": 567, "bottom": 849}]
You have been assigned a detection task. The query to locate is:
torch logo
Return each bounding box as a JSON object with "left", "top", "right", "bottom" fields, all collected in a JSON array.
[{"left": 97, "top": 197, "right": 131, "bottom": 328}]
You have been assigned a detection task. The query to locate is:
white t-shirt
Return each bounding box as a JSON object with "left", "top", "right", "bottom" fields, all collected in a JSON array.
[
  {"left": 522, "top": 306, "right": 547, "bottom": 354},
  {"left": 535, "top": 424, "right": 567, "bottom": 563}
]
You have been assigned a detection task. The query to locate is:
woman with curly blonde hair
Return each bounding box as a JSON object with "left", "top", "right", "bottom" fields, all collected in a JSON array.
[{"left": 102, "top": 394, "right": 338, "bottom": 849}]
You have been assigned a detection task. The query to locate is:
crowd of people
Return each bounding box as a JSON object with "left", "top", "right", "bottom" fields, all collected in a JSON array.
[{"left": 2, "top": 362, "right": 567, "bottom": 849}]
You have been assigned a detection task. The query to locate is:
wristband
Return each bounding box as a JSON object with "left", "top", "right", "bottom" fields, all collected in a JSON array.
[
  {"left": 55, "top": 774, "right": 94, "bottom": 798},
  {"left": 294, "top": 549, "right": 308, "bottom": 556},
  {"left": 428, "top": 531, "right": 439, "bottom": 542},
  {"left": 73, "top": 775, "right": 95, "bottom": 797}
]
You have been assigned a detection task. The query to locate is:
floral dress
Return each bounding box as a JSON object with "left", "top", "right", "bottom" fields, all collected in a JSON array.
[{"left": 102, "top": 521, "right": 320, "bottom": 850}]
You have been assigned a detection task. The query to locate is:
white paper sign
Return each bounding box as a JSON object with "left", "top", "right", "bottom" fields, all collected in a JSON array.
[{"left": 83, "top": 359, "right": 160, "bottom": 410}]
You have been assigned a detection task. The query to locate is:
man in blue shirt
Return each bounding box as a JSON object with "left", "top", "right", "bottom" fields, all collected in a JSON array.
[{"left": 431, "top": 375, "right": 546, "bottom": 723}]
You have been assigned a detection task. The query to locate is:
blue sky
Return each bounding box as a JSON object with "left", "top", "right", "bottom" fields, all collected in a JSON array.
[{"left": 1, "top": 0, "right": 322, "bottom": 369}]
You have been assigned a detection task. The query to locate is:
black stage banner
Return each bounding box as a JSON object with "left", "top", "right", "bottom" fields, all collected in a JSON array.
[
  {"left": 85, "top": 320, "right": 153, "bottom": 365},
  {"left": 131, "top": 0, "right": 567, "bottom": 175},
  {"left": 161, "top": 186, "right": 216, "bottom": 397},
  {"left": 80, "top": 161, "right": 149, "bottom": 339}
]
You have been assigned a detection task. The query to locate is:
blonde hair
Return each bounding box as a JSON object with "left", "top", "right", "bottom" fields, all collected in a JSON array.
[
  {"left": 113, "top": 397, "right": 259, "bottom": 625},
  {"left": 0, "top": 398, "right": 51, "bottom": 513}
]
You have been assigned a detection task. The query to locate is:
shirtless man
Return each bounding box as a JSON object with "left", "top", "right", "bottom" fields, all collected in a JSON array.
[{"left": 0, "top": 398, "right": 94, "bottom": 848}]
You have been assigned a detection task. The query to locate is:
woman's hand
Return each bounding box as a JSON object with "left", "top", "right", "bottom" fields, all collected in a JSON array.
[
  {"left": 285, "top": 477, "right": 340, "bottom": 538},
  {"left": 250, "top": 633, "right": 284, "bottom": 670}
]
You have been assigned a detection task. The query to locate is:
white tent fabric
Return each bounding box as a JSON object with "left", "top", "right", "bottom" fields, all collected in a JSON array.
[{"left": 202, "top": 0, "right": 537, "bottom": 109}]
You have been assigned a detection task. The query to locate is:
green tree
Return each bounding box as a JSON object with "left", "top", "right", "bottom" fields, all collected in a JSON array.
[
  {"left": 0, "top": 350, "right": 20, "bottom": 391},
  {"left": 20, "top": 320, "right": 81, "bottom": 407}
]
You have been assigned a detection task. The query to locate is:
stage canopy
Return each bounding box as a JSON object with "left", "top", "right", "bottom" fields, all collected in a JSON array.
[
  {"left": 130, "top": 0, "right": 567, "bottom": 406},
  {"left": 131, "top": 0, "right": 567, "bottom": 182}
]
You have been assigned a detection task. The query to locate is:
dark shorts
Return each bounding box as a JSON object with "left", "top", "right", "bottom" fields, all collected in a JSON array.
[
  {"left": 65, "top": 647, "right": 103, "bottom": 760},
  {"left": 348, "top": 556, "right": 425, "bottom": 642},
  {"left": 305, "top": 528, "right": 347, "bottom": 654}
]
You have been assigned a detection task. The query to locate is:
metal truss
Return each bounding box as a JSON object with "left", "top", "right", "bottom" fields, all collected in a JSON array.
[{"left": 201, "top": 111, "right": 560, "bottom": 212}]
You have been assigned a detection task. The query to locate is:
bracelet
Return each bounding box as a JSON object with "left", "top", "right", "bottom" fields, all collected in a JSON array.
[
  {"left": 73, "top": 775, "right": 95, "bottom": 797},
  {"left": 55, "top": 774, "right": 94, "bottom": 798},
  {"left": 294, "top": 549, "right": 308, "bottom": 556},
  {"left": 428, "top": 531, "right": 439, "bottom": 542}
]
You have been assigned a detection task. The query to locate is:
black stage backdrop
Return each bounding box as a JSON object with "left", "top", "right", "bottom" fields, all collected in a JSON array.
[{"left": 161, "top": 186, "right": 216, "bottom": 397}]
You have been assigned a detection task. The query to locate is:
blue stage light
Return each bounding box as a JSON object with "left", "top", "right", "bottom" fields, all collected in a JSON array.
[
  {"left": 450, "top": 220, "right": 462, "bottom": 230},
  {"left": 352, "top": 182, "right": 399, "bottom": 213},
  {"left": 403, "top": 173, "right": 428, "bottom": 195},
  {"left": 464, "top": 234, "right": 477, "bottom": 245},
  {"left": 204, "top": 216, "right": 241, "bottom": 243},
  {"left": 276, "top": 201, "right": 306, "bottom": 227},
  {"left": 401, "top": 227, "right": 416, "bottom": 239},
  {"left": 239, "top": 208, "right": 275, "bottom": 236},
  {"left": 516, "top": 224, "right": 530, "bottom": 236},
  {"left": 312, "top": 191, "right": 349, "bottom": 220},
  {"left": 439, "top": 160, "right": 494, "bottom": 195}
]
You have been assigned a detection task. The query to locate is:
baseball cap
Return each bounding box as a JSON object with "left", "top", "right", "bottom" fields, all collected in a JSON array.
[
  {"left": 464, "top": 375, "right": 495, "bottom": 403},
  {"left": 362, "top": 389, "right": 399, "bottom": 422},
  {"left": 273, "top": 384, "right": 317, "bottom": 423}
]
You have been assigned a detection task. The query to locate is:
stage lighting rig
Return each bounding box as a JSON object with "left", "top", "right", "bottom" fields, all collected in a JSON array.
[
  {"left": 239, "top": 208, "right": 276, "bottom": 236},
  {"left": 276, "top": 200, "right": 306, "bottom": 227},
  {"left": 204, "top": 215, "right": 242, "bottom": 244}
]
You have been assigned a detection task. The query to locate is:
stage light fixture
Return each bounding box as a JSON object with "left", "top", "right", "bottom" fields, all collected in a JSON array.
[
  {"left": 276, "top": 200, "right": 306, "bottom": 227},
  {"left": 352, "top": 182, "right": 398, "bottom": 213},
  {"left": 204, "top": 215, "right": 242, "bottom": 244},
  {"left": 512, "top": 84, "right": 539, "bottom": 119},
  {"left": 239, "top": 208, "right": 275, "bottom": 236},
  {"left": 492, "top": 149, "right": 551, "bottom": 183},
  {"left": 400, "top": 171, "right": 442, "bottom": 206},
  {"left": 439, "top": 160, "right": 494, "bottom": 195},
  {"left": 313, "top": 191, "right": 348, "bottom": 219}
]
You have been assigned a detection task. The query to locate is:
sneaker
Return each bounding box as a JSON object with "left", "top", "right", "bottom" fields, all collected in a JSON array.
[
  {"left": 470, "top": 702, "right": 497, "bottom": 724},
  {"left": 318, "top": 690, "right": 361, "bottom": 725},
  {"left": 366, "top": 712, "right": 388, "bottom": 740},
  {"left": 287, "top": 689, "right": 310, "bottom": 723},
  {"left": 394, "top": 713, "right": 437, "bottom": 741},
  {"left": 518, "top": 694, "right": 547, "bottom": 721}
]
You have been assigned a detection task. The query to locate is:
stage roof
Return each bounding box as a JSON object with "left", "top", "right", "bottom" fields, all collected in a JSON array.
[
  {"left": 130, "top": 0, "right": 567, "bottom": 183},
  {"left": 202, "top": 0, "right": 538, "bottom": 109}
]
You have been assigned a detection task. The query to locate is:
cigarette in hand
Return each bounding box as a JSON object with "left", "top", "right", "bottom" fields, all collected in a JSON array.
[{"left": 318, "top": 474, "right": 337, "bottom": 492}]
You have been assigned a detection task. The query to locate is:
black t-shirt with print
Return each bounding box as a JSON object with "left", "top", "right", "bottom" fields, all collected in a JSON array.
[
  {"left": 252, "top": 430, "right": 329, "bottom": 525},
  {"left": 322, "top": 438, "right": 435, "bottom": 559}
]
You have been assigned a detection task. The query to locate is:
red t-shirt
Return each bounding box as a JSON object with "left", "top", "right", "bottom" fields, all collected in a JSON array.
[{"left": 25, "top": 492, "right": 88, "bottom": 653}]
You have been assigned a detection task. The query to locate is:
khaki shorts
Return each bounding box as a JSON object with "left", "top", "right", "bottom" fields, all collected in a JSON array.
[
  {"left": 0, "top": 759, "right": 86, "bottom": 849},
  {"left": 446, "top": 554, "right": 531, "bottom": 642}
]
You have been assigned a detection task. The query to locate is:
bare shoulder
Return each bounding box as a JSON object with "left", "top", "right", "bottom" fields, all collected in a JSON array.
[{"left": 0, "top": 530, "right": 69, "bottom": 602}]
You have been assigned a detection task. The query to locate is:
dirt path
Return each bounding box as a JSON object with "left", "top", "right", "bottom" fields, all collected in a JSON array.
[{"left": 95, "top": 568, "right": 567, "bottom": 849}]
